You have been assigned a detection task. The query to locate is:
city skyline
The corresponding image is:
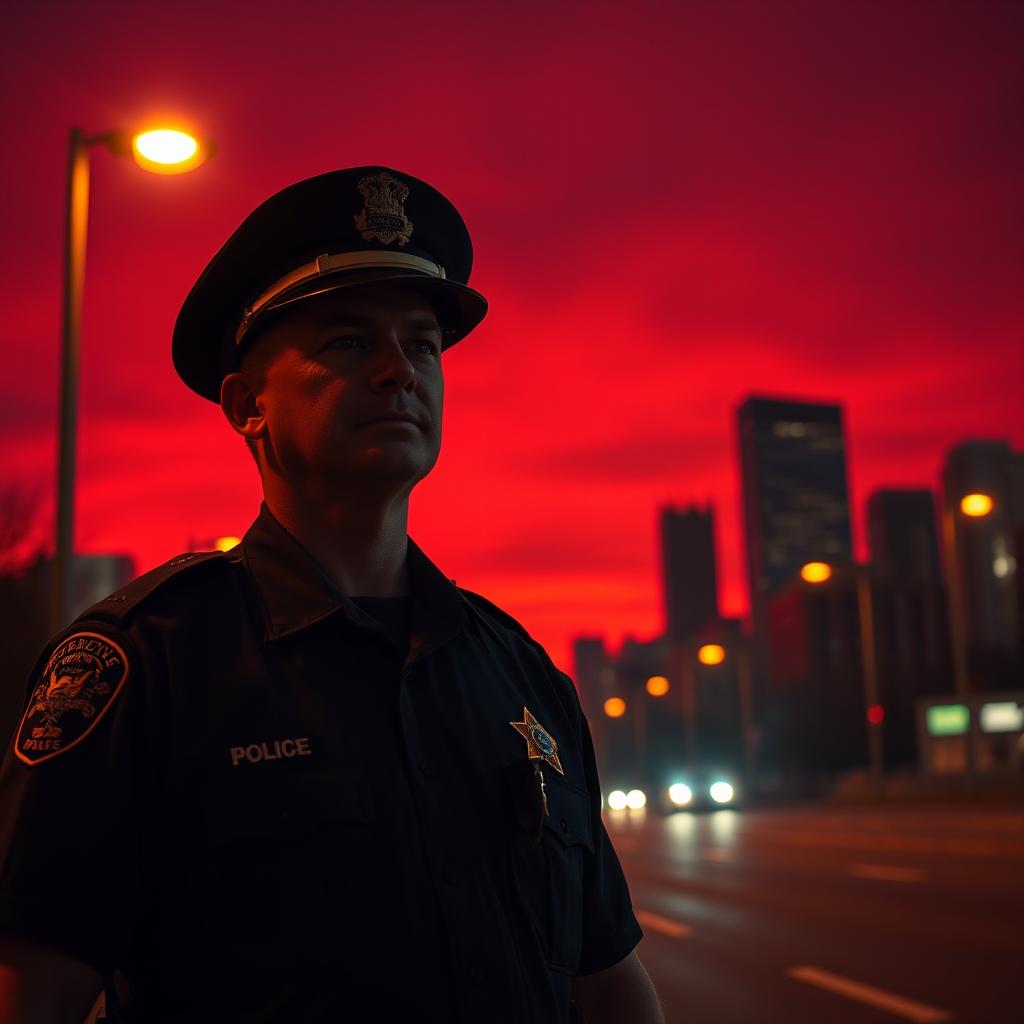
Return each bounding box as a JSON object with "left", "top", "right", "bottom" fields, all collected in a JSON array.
[{"left": 3, "top": 2, "right": 1023, "bottom": 672}]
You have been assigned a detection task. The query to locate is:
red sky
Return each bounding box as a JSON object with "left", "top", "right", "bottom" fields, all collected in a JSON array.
[{"left": 3, "top": 1, "right": 1023, "bottom": 671}]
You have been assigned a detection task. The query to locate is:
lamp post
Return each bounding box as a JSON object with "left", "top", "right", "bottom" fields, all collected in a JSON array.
[
  {"left": 801, "top": 561, "right": 883, "bottom": 799},
  {"left": 940, "top": 492, "right": 995, "bottom": 786},
  {"left": 52, "top": 126, "right": 212, "bottom": 632},
  {"left": 694, "top": 642, "right": 756, "bottom": 794}
]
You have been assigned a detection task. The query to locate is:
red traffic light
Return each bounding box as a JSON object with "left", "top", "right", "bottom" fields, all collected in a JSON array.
[{"left": 867, "top": 704, "right": 885, "bottom": 726}]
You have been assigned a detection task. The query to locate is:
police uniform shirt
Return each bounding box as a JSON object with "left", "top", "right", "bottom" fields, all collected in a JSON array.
[{"left": 0, "top": 503, "right": 642, "bottom": 1022}]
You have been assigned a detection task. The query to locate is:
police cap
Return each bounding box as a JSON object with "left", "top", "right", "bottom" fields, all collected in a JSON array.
[{"left": 172, "top": 166, "right": 488, "bottom": 402}]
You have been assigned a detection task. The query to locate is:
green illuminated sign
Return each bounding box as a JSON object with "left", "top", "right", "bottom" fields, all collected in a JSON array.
[{"left": 926, "top": 704, "right": 970, "bottom": 736}]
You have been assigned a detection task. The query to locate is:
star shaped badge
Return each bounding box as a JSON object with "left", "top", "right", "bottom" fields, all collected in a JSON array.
[{"left": 509, "top": 707, "right": 564, "bottom": 775}]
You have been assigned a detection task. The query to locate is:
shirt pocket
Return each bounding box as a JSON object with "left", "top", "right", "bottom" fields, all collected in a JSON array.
[{"left": 503, "top": 762, "right": 595, "bottom": 975}]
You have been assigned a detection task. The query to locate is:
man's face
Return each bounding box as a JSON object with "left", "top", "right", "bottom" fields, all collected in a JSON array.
[{"left": 240, "top": 282, "right": 445, "bottom": 495}]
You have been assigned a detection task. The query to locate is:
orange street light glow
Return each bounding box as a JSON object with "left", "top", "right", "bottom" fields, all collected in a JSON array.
[
  {"left": 604, "top": 697, "right": 627, "bottom": 718},
  {"left": 697, "top": 643, "right": 726, "bottom": 666},
  {"left": 214, "top": 536, "right": 241, "bottom": 551},
  {"left": 132, "top": 129, "right": 206, "bottom": 174},
  {"left": 960, "top": 493, "right": 994, "bottom": 518},
  {"left": 800, "top": 561, "right": 833, "bottom": 584},
  {"left": 646, "top": 675, "right": 670, "bottom": 697}
]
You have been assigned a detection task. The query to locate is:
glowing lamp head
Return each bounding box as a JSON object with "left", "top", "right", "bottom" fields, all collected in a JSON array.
[
  {"left": 604, "top": 697, "right": 627, "bottom": 719},
  {"left": 960, "top": 493, "right": 994, "bottom": 518},
  {"left": 697, "top": 644, "right": 726, "bottom": 666},
  {"left": 132, "top": 129, "right": 206, "bottom": 174},
  {"left": 800, "top": 561, "right": 833, "bottom": 584},
  {"left": 646, "top": 675, "right": 670, "bottom": 697}
]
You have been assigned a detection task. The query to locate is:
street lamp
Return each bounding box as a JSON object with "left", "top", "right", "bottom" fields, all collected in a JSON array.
[
  {"left": 692, "top": 641, "right": 756, "bottom": 793},
  {"left": 53, "top": 125, "right": 213, "bottom": 632},
  {"left": 940, "top": 490, "right": 994, "bottom": 788},
  {"left": 800, "top": 561, "right": 883, "bottom": 799}
]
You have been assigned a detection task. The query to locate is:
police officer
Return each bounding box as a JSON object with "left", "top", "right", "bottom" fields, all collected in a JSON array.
[{"left": 0, "top": 167, "right": 664, "bottom": 1023}]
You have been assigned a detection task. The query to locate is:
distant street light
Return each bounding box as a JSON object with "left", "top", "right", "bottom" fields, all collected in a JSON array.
[
  {"left": 645, "top": 675, "right": 670, "bottom": 697},
  {"left": 214, "top": 536, "right": 242, "bottom": 551},
  {"left": 941, "top": 489, "right": 994, "bottom": 789},
  {"left": 697, "top": 643, "right": 726, "bottom": 666},
  {"left": 960, "top": 493, "right": 994, "bottom": 518},
  {"left": 801, "top": 562, "right": 883, "bottom": 799},
  {"left": 52, "top": 124, "right": 213, "bottom": 632},
  {"left": 689, "top": 640, "right": 756, "bottom": 794},
  {"left": 603, "top": 696, "right": 627, "bottom": 719}
]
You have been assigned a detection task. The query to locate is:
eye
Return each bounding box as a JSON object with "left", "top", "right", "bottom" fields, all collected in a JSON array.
[
  {"left": 416, "top": 339, "right": 441, "bottom": 356},
  {"left": 325, "top": 335, "right": 361, "bottom": 351}
]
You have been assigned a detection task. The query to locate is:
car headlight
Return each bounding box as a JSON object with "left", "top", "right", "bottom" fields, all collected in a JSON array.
[
  {"left": 625, "top": 788, "right": 647, "bottom": 809},
  {"left": 709, "top": 781, "right": 734, "bottom": 803},
  {"left": 607, "top": 789, "right": 628, "bottom": 810},
  {"left": 668, "top": 783, "right": 693, "bottom": 806}
]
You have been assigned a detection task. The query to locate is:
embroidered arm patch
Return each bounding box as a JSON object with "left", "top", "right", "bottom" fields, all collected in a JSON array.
[{"left": 15, "top": 631, "right": 130, "bottom": 766}]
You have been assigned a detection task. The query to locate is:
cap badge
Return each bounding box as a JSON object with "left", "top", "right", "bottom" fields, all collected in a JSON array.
[
  {"left": 15, "top": 631, "right": 130, "bottom": 766},
  {"left": 354, "top": 171, "right": 414, "bottom": 247},
  {"left": 509, "top": 706, "right": 564, "bottom": 775}
]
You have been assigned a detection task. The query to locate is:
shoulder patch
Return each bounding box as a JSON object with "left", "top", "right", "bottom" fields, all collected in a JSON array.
[
  {"left": 15, "top": 631, "right": 130, "bottom": 766},
  {"left": 81, "top": 548, "right": 231, "bottom": 625}
]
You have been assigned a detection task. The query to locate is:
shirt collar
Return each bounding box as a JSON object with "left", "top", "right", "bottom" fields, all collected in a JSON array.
[{"left": 239, "top": 501, "right": 468, "bottom": 666}]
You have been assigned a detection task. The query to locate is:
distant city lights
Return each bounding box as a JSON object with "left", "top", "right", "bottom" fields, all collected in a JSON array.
[
  {"left": 646, "top": 675, "right": 670, "bottom": 696},
  {"left": 604, "top": 697, "right": 627, "bottom": 719},
  {"left": 960, "top": 493, "right": 994, "bottom": 518},
  {"left": 800, "top": 561, "right": 833, "bottom": 584},
  {"left": 697, "top": 644, "right": 726, "bottom": 666}
]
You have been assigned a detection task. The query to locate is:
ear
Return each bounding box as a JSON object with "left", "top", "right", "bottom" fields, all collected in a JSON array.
[{"left": 220, "top": 371, "right": 266, "bottom": 443}]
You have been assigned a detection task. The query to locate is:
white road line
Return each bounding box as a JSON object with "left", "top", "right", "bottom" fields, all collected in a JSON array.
[
  {"left": 849, "top": 863, "right": 926, "bottom": 883},
  {"left": 788, "top": 966, "right": 952, "bottom": 1022},
  {"left": 636, "top": 910, "right": 692, "bottom": 939}
]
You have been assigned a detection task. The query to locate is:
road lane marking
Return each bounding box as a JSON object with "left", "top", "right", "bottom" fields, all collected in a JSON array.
[
  {"left": 788, "top": 966, "right": 951, "bottom": 1022},
  {"left": 636, "top": 910, "right": 692, "bottom": 939},
  {"left": 701, "top": 846, "right": 735, "bottom": 863},
  {"left": 849, "top": 863, "right": 926, "bottom": 883}
]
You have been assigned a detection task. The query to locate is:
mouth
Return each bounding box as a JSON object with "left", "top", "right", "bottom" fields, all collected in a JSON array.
[{"left": 359, "top": 415, "right": 421, "bottom": 429}]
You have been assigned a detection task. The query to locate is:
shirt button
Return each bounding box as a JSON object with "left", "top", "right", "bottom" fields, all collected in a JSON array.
[
  {"left": 560, "top": 819, "right": 569, "bottom": 835},
  {"left": 418, "top": 758, "right": 433, "bottom": 777}
]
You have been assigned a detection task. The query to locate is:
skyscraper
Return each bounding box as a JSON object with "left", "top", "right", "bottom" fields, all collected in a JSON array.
[
  {"left": 867, "top": 488, "right": 941, "bottom": 582},
  {"left": 942, "top": 439, "right": 1024, "bottom": 690},
  {"left": 659, "top": 503, "right": 719, "bottom": 643},
  {"left": 737, "top": 396, "right": 853, "bottom": 640}
]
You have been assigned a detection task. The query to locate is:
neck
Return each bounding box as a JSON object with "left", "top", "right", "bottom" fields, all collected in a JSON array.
[{"left": 262, "top": 480, "right": 412, "bottom": 597}]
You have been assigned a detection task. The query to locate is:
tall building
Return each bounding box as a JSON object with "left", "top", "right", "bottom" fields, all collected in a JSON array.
[
  {"left": 737, "top": 396, "right": 853, "bottom": 640},
  {"left": 942, "top": 440, "right": 1024, "bottom": 690},
  {"left": 659, "top": 503, "right": 719, "bottom": 643},
  {"left": 867, "top": 488, "right": 941, "bottom": 582}
]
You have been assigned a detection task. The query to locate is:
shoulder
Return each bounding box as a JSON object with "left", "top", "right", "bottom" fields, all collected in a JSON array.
[
  {"left": 457, "top": 586, "right": 581, "bottom": 715},
  {"left": 77, "top": 548, "right": 238, "bottom": 628},
  {"left": 457, "top": 586, "right": 536, "bottom": 649}
]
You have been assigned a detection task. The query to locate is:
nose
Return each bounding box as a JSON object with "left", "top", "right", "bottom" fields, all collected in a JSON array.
[{"left": 369, "top": 333, "right": 417, "bottom": 393}]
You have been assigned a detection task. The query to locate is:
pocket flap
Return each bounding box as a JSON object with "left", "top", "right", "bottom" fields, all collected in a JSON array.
[{"left": 541, "top": 773, "right": 593, "bottom": 851}]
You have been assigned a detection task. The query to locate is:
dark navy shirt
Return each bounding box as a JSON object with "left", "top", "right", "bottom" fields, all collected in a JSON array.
[{"left": 0, "top": 503, "right": 641, "bottom": 1022}]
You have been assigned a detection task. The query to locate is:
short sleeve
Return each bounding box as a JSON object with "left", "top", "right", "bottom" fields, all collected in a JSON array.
[
  {"left": 0, "top": 621, "right": 157, "bottom": 975},
  {"left": 531, "top": 645, "right": 644, "bottom": 975}
]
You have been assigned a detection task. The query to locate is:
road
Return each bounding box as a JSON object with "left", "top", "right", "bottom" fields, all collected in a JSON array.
[{"left": 606, "top": 804, "right": 1024, "bottom": 1024}]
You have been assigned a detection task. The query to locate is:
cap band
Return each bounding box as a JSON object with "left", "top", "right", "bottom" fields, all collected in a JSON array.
[{"left": 235, "top": 250, "right": 447, "bottom": 345}]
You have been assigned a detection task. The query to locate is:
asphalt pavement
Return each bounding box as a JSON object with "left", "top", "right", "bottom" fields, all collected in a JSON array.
[{"left": 605, "top": 803, "right": 1024, "bottom": 1024}]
